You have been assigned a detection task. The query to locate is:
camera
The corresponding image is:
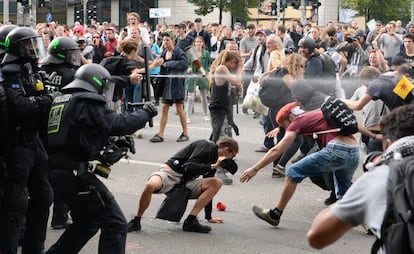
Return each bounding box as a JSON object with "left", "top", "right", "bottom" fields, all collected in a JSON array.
[
  {"left": 347, "top": 37, "right": 358, "bottom": 43},
  {"left": 409, "top": 66, "right": 414, "bottom": 78}
]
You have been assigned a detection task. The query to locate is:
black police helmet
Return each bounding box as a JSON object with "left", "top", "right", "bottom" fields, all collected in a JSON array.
[
  {"left": 298, "top": 37, "right": 316, "bottom": 52},
  {"left": 2, "top": 27, "right": 46, "bottom": 64},
  {"left": 0, "top": 25, "right": 18, "bottom": 55},
  {"left": 63, "top": 63, "right": 112, "bottom": 94},
  {"left": 47, "top": 37, "right": 80, "bottom": 66}
]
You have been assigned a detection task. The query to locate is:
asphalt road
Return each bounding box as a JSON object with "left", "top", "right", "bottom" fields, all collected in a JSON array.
[{"left": 42, "top": 102, "right": 374, "bottom": 254}]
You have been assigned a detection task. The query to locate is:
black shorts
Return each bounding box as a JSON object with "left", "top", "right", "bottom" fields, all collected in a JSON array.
[{"left": 162, "top": 98, "right": 184, "bottom": 105}]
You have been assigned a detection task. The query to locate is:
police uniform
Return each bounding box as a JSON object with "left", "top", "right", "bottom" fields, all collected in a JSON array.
[
  {"left": 41, "top": 63, "right": 76, "bottom": 228},
  {"left": 41, "top": 64, "right": 76, "bottom": 90},
  {"left": 45, "top": 64, "right": 156, "bottom": 254},
  {"left": 0, "top": 46, "right": 54, "bottom": 254},
  {"left": 41, "top": 36, "right": 80, "bottom": 228}
]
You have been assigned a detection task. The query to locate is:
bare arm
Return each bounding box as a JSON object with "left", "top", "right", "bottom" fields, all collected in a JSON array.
[
  {"left": 240, "top": 130, "right": 297, "bottom": 182},
  {"left": 342, "top": 93, "right": 373, "bottom": 111},
  {"left": 307, "top": 207, "right": 353, "bottom": 249}
]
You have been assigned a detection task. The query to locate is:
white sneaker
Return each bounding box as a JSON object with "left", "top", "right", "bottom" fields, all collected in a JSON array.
[
  {"left": 186, "top": 118, "right": 191, "bottom": 124},
  {"left": 203, "top": 116, "right": 210, "bottom": 121}
]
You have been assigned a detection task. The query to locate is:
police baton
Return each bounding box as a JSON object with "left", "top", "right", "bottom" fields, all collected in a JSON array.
[{"left": 128, "top": 45, "right": 154, "bottom": 127}]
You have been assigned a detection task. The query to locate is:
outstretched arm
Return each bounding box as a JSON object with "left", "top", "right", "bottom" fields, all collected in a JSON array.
[
  {"left": 342, "top": 93, "right": 373, "bottom": 111},
  {"left": 240, "top": 130, "right": 296, "bottom": 182}
]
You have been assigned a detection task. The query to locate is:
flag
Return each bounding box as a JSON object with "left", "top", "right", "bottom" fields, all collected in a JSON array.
[{"left": 393, "top": 75, "right": 414, "bottom": 100}]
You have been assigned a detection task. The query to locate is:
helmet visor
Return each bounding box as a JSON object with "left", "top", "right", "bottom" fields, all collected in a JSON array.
[
  {"left": 102, "top": 78, "right": 115, "bottom": 108},
  {"left": 66, "top": 48, "right": 81, "bottom": 67},
  {"left": 21, "top": 36, "right": 46, "bottom": 62}
]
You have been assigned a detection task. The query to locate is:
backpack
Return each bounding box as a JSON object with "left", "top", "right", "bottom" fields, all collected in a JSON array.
[
  {"left": 317, "top": 53, "right": 337, "bottom": 78},
  {"left": 320, "top": 96, "right": 358, "bottom": 136},
  {"left": 372, "top": 155, "right": 414, "bottom": 254},
  {"left": 258, "top": 68, "right": 292, "bottom": 110}
]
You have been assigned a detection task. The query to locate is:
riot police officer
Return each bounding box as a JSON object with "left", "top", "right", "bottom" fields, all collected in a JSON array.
[
  {"left": 0, "top": 27, "right": 54, "bottom": 254},
  {"left": 41, "top": 36, "right": 81, "bottom": 90},
  {"left": 41, "top": 36, "right": 81, "bottom": 229},
  {"left": 45, "top": 64, "right": 157, "bottom": 254},
  {"left": 0, "top": 24, "right": 17, "bottom": 218}
]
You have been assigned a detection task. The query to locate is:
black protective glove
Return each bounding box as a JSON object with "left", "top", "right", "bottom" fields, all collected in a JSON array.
[
  {"left": 143, "top": 102, "right": 158, "bottom": 118},
  {"left": 99, "top": 135, "right": 135, "bottom": 166}
]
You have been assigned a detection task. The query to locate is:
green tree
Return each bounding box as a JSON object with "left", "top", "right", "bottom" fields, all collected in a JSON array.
[
  {"left": 187, "top": 0, "right": 256, "bottom": 24},
  {"left": 340, "top": 0, "right": 411, "bottom": 24}
]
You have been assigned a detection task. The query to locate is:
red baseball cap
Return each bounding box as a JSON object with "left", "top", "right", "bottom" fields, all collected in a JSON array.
[{"left": 276, "top": 102, "right": 304, "bottom": 126}]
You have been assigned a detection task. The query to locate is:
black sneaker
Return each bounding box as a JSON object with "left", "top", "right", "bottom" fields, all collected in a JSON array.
[
  {"left": 183, "top": 218, "right": 211, "bottom": 233},
  {"left": 323, "top": 191, "right": 338, "bottom": 206},
  {"left": 252, "top": 205, "right": 280, "bottom": 227},
  {"left": 127, "top": 216, "right": 141, "bottom": 232}
]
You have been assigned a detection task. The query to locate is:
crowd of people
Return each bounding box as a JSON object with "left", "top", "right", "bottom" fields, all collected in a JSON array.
[{"left": 0, "top": 12, "right": 414, "bottom": 253}]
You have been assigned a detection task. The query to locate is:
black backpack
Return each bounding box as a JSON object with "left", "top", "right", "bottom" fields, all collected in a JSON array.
[
  {"left": 372, "top": 155, "right": 414, "bottom": 254},
  {"left": 258, "top": 68, "right": 292, "bottom": 111},
  {"left": 320, "top": 96, "right": 358, "bottom": 136},
  {"left": 317, "top": 53, "right": 337, "bottom": 78}
]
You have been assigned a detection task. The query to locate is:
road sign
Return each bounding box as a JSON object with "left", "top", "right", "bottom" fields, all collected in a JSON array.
[
  {"left": 149, "top": 8, "right": 171, "bottom": 18},
  {"left": 46, "top": 12, "right": 53, "bottom": 23}
]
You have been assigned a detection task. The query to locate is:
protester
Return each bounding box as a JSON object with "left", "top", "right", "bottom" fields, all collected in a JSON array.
[
  {"left": 208, "top": 50, "right": 243, "bottom": 185},
  {"left": 307, "top": 104, "right": 414, "bottom": 252},
  {"left": 185, "top": 36, "right": 212, "bottom": 124},
  {"left": 240, "top": 102, "right": 359, "bottom": 228},
  {"left": 149, "top": 31, "right": 189, "bottom": 143},
  {"left": 127, "top": 138, "right": 238, "bottom": 233}
]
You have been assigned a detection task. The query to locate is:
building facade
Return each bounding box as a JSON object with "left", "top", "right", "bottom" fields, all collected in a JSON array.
[{"left": 2, "top": 0, "right": 338, "bottom": 30}]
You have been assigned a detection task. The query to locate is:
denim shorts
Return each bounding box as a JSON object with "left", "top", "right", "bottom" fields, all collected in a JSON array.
[{"left": 287, "top": 141, "right": 359, "bottom": 197}]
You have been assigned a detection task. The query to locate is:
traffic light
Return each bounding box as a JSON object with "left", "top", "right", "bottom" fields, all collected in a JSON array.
[
  {"left": 92, "top": 5, "right": 97, "bottom": 20},
  {"left": 17, "top": 0, "right": 29, "bottom": 7},
  {"left": 75, "top": 9, "right": 83, "bottom": 23},
  {"left": 87, "top": 9, "right": 92, "bottom": 20},
  {"left": 291, "top": 1, "right": 300, "bottom": 9},
  {"left": 271, "top": 2, "right": 277, "bottom": 15},
  {"left": 279, "top": 2, "right": 288, "bottom": 13},
  {"left": 313, "top": 1, "right": 322, "bottom": 8}
]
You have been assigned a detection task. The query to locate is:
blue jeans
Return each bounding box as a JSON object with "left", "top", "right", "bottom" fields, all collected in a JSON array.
[
  {"left": 263, "top": 114, "right": 275, "bottom": 149},
  {"left": 124, "top": 83, "right": 142, "bottom": 111},
  {"left": 287, "top": 141, "right": 359, "bottom": 198}
]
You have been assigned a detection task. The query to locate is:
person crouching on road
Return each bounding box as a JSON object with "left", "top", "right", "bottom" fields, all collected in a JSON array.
[{"left": 127, "top": 138, "right": 239, "bottom": 233}]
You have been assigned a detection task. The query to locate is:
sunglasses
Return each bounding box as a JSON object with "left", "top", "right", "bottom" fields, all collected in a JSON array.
[
  {"left": 74, "top": 31, "right": 81, "bottom": 34},
  {"left": 78, "top": 41, "right": 86, "bottom": 44}
]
